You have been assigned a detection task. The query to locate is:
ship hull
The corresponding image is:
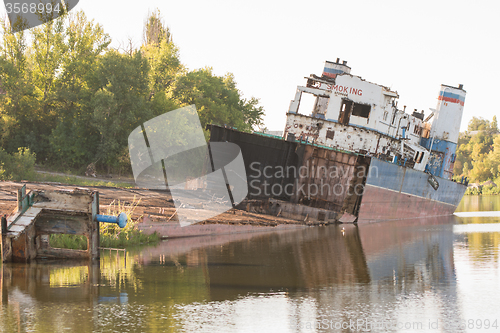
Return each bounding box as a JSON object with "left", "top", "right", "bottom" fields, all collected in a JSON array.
[
  {"left": 208, "top": 125, "right": 466, "bottom": 224},
  {"left": 358, "top": 158, "right": 466, "bottom": 222}
]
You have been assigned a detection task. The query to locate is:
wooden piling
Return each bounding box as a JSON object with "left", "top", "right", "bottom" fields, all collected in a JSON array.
[{"left": 2, "top": 186, "right": 101, "bottom": 262}]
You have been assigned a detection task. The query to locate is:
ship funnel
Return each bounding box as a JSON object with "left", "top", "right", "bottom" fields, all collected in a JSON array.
[
  {"left": 430, "top": 84, "right": 466, "bottom": 144},
  {"left": 422, "top": 84, "right": 466, "bottom": 180},
  {"left": 323, "top": 60, "right": 351, "bottom": 78}
]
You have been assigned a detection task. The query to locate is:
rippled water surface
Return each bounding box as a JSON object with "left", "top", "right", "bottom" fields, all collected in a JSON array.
[{"left": 1, "top": 195, "right": 500, "bottom": 332}]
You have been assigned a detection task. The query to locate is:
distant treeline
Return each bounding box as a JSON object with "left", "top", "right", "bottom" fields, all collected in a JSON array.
[
  {"left": 453, "top": 116, "right": 500, "bottom": 192},
  {"left": 0, "top": 9, "right": 264, "bottom": 177}
]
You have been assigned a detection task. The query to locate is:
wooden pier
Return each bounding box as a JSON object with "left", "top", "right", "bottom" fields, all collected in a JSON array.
[{"left": 1, "top": 184, "right": 100, "bottom": 262}]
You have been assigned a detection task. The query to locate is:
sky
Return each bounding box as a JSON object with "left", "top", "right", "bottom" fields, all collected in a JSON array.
[{"left": 2, "top": 0, "right": 499, "bottom": 132}]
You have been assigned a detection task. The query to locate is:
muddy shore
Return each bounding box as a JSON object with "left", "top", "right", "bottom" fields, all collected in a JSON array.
[{"left": 0, "top": 181, "right": 308, "bottom": 238}]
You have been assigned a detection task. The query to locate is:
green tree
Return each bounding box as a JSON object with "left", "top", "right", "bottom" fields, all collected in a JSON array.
[
  {"left": 470, "top": 131, "right": 493, "bottom": 161},
  {"left": 0, "top": 18, "right": 36, "bottom": 153},
  {"left": 454, "top": 133, "right": 472, "bottom": 176},
  {"left": 141, "top": 10, "right": 183, "bottom": 117},
  {"left": 142, "top": 40, "right": 183, "bottom": 103},
  {"left": 143, "top": 9, "right": 172, "bottom": 46},
  {"left": 463, "top": 161, "right": 470, "bottom": 177},
  {"left": 468, "top": 117, "right": 490, "bottom": 132},
  {"left": 11, "top": 12, "right": 69, "bottom": 159},
  {"left": 487, "top": 135, "right": 500, "bottom": 179},
  {"left": 0, "top": 147, "right": 36, "bottom": 180},
  {"left": 470, "top": 156, "right": 493, "bottom": 183},
  {"left": 49, "top": 11, "right": 111, "bottom": 168},
  {"left": 455, "top": 116, "right": 500, "bottom": 182},
  {"left": 1, "top": 10, "right": 111, "bottom": 164},
  {"left": 1, "top": 9, "right": 267, "bottom": 177},
  {"left": 492, "top": 115, "right": 498, "bottom": 133},
  {"left": 88, "top": 50, "right": 151, "bottom": 173},
  {"left": 172, "top": 67, "right": 264, "bottom": 133}
]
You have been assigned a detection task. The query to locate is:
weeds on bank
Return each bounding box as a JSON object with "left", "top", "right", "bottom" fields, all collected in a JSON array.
[
  {"left": 34, "top": 173, "right": 133, "bottom": 189},
  {"left": 49, "top": 196, "right": 159, "bottom": 250},
  {"left": 49, "top": 234, "right": 89, "bottom": 250},
  {"left": 100, "top": 197, "right": 159, "bottom": 247}
]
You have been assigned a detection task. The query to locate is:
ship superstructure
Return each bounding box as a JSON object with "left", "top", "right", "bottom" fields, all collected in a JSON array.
[{"left": 284, "top": 59, "right": 465, "bottom": 179}]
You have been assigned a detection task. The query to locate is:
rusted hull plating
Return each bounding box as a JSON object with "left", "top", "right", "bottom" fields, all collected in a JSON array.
[
  {"left": 358, "top": 185, "right": 458, "bottom": 222},
  {"left": 209, "top": 125, "right": 368, "bottom": 223}
]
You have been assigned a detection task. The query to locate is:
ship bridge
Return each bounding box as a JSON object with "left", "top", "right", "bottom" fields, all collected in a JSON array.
[{"left": 283, "top": 59, "right": 463, "bottom": 176}]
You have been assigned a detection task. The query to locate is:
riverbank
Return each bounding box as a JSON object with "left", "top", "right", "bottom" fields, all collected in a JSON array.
[
  {"left": 465, "top": 183, "right": 500, "bottom": 195},
  {"left": 33, "top": 167, "right": 135, "bottom": 188},
  {"left": 0, "top": 181, "right": 307, "bottom": 242}
]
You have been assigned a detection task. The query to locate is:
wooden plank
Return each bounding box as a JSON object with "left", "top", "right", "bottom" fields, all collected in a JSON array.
[
  {"left": 90, "top": 192, "right": 100, "bottom": 259},
  {"left": 25, "top": 224, "right": 37, "bottom": 261},
  {"left": 21, "top": 207, "right": 42, "bottom": 218},
  {"left": 1, "top": 236, "right": 12, "bottom": 262},
  {"left": 11, "top": 232, "right": 27, "bottom": 262},
  {"left": 14, "top": 216, "right": 34, "bottom": 227},
  {"left": 32, "top": 190, "right": 93, "bottom": 213},
  {"left": 36, "top": 214, "right": 90, "bottom": 236},
  {"left": 8, "top": 225, "right": 25, "bottom": 233},
  {"left": 37, "top": 247, "right": 90, "bottom": 259}
]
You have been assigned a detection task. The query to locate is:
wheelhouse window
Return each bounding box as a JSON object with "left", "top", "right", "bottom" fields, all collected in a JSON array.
[
  {"left": 383, "top": 111, "right": 389, "bottom": 121},
  {"left": 352, "top": 103, "right": 371, "bottom": 118},
  {"left": 415, "top": 151, "right": 424, "bottom": 164}
]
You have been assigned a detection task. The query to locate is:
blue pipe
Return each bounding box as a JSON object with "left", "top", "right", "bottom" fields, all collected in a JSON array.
[{"left": 96, "top": 212, "right": 128, "bottom": 228}]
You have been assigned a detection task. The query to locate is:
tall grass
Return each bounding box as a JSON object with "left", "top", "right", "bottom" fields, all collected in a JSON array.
[
  {"left": 49, "top": 196, "right": 159, "bottom": 250},
  {"left": 100, "top": 197, "right": 159, "bottom": 247},
  {"left": 49, "top": 234, "right": 88, "bottom": 250}
]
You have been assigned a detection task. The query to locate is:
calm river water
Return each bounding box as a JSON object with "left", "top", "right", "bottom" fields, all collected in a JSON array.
[{"left": 1, "top": 195, "right": 500, "bottom": 332}]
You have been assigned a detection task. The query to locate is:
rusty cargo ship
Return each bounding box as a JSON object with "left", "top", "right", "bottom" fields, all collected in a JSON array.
[{"left": 209, "top": 59, "right": 467, "bottom": 223}]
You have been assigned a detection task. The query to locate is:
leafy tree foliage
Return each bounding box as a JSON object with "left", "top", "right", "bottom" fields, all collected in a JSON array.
[
  {"left": 142, "top": 40, "right": 183, "bottom": 102},
  {"left": 49, "top": 12, "right": 111, "bottom": 167},
  {"left": 468, "top": 117, "right": 491, "bottom": 132},
  {"left": 172, "top": 68, "right": 264, "bottom": 133},
  {"left": 0, "top": 147, "right": 36, "bottom": 180},
  {"left": 0, "top": 9, "right": 265, "bottom": 175},
  {"left": 455, "top": 116, "right": 500, "bottom": 184},
  {"left": 89, "top": 50, "right": 151, "bottom": 173},
  {"left": 492, "top": 115, "right": 498, "bottom": 133},
  {"left": 143, "top": 9, "right": 172, "bottom": 46}
]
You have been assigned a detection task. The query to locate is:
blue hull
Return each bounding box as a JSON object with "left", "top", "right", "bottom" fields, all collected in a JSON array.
[{"left": 358, "top": 158, "right": 467, "bottom": 222}]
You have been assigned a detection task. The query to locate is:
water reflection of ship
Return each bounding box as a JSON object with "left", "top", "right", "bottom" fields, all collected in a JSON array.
[
  {"left": 0, "top": 219, "right": 458, "bottom": 296},
  {"left": 136, "top": 215, "right": 457, "bottom": 300},
  {"left": 358, "top": 217, "right": 456, "bottom": 284}
]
